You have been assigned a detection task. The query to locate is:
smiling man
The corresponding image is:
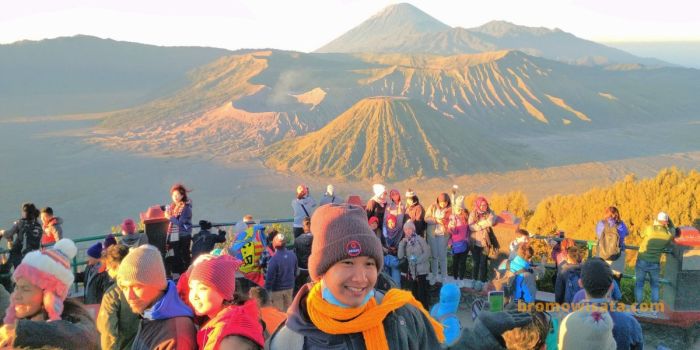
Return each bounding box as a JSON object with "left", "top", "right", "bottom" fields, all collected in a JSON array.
[{"left": 117, "top": 245, "right": 196, "bottom": 350}]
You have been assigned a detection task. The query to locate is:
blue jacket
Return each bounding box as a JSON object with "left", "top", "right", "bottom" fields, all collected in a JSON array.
[
  {"left": 132, "top": 281, "right": 196, "bottom": 350},
  {"left": 169, "top": 202, "right": 193, "bottom": 237},
  {"left": 510, "top": 256, "right": 536, "bottom": 303},
  {"left": 265, "top": 247, "right": 298, "bottom": 291}
]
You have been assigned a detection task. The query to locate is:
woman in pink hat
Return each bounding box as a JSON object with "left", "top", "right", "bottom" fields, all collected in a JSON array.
[
  {"left": 188, "top": 254, "right": 265, "bottom": 350},
  {"left": 0, "top": 239, "right": 99, "bottom": 349}
]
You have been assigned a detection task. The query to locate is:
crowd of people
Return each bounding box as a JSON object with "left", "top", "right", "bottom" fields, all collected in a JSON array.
[{"left": 0, "top": 182, "right": 679, "bottom": 349}]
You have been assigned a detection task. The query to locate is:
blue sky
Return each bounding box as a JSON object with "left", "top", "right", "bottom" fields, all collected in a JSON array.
[{"left": 2, "top": 0, "right": 698, "bottom": 51}]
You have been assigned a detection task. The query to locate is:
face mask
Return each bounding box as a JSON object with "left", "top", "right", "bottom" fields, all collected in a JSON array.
[{"left": 321, "top": 283, "right": 375, "bottom": 308}]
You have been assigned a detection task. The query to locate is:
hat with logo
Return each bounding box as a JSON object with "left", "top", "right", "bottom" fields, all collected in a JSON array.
[{"left": 308, "top": 203, "right": 383, "bottom": 281}]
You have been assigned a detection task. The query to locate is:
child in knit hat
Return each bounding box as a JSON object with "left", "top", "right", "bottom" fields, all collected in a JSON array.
[
  {"left": 188, "top": 254, "right": 264, "bottom": 350},
  {"left": 0, "top": 239, "right": 99, "bottom": 349}
]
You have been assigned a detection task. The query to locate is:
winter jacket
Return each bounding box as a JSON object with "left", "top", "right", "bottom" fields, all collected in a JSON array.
[
  {"left": 293, "top": 196, "right": 317, "bottom": 228},
  {"left": 638, "top": 224, "right": 673, "bottom": 263},
  {"left": 13, "top": 299, "right": 99, "bottom": 349},
  {"left": 294, "top": 233, "right": 313, "bottom": 269},
  {"left": 398, "top": 235, "right": 431, "bottom": 278},
  {"left": 132, "top": 281, "right": 197, "bottom": 350},
  {"left": 97, "top": 284, "right": 140, "bottom": 350},
  {"left": 268, "top": 284, "right": 441, "bottom": 350},
  {"left": 265, "top": 247, "right": 298, "bottom": 291},
  {"left": 405, "top": 203, "right": 427, "bottom": 237},
  {"left": 426, "top": 205, "right": 452, "bottom": 236},
  {"left": 190, "top": 228, "right": 226, "bottom": 260},
  {"left": 510, "top": 256, "right": 536, "bottom": 303},
  {"left": 197, "top": 300, "right": 263, "bottom": 350},
  {"left": 448, "top": 214, "right": 469, "bottom": 250},
  {"left": 3, "top": 218, "right": 43, "bottom": 255},
  {"left": 168, "top": 202, "right": 193, "bottom": 237},
  {"left": 468, "top": 210, "right": 495, "bottom": 248},
  {"left": 41, "top": 216, "right": 63, "bottom": 245},
  {"left": 554, "top": 262, "right": 582, "bottom": 304},
  {"left": 83, "top": 263, "right": 113, "bottom": 305},
  {"left": 120, "top": 233, "right": 149, "bottom": 250}
]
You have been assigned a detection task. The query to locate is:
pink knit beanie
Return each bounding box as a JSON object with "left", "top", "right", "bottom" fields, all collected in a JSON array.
[
  {"left": 5, "top": 239, "right": 77, "bottom": 323},
  {"left": 189, "top": 255, "right": 242, "bottom": 300},
  {"left": 308, "top": 203, "right": 383, "bottom": 281}
]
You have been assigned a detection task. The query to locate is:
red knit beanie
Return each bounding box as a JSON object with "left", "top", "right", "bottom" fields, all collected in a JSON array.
[
  {"left": 189, "top": 255, "right": 242, "bottom": 300},
  {"left": 308, "top": 203, "right": 383, "bottom": 281}
]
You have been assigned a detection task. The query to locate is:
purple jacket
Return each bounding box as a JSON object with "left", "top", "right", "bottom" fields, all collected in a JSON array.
[{"left": 265, "top": 247, "right": 298, "bottom": 291}]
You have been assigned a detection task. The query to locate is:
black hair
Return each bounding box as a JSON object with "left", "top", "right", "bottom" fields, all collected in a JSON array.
[{"left": 21, "top": 203, "right": 39, "bottom": 220}]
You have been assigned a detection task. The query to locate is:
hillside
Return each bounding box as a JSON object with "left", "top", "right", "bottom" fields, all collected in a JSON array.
[
  {"left": 93, "top": 48, "right": 700, "bottom": 176},
  {"left": 263, "top": 97, "right": 529, "bottom": 179},
  {"left": 0, "top": 35, "right": 231, "bottom": 118},
  {"left": 316, "top": 4, "right": 667, "bottom": 67}
]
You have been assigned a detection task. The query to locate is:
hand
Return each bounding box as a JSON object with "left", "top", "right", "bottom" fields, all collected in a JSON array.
[
  {"left": 476, "top": 309, "right": 532, "bottom": 338},
  {"left": 0, "top": 323, "right": 16, "bottom": 348}
]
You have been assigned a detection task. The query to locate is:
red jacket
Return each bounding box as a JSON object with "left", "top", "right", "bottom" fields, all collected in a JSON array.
[{"left": 197, "top": 300, "right": 264, "bottom": 350}]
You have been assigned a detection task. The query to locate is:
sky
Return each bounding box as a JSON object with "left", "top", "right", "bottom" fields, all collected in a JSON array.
[{"left": 1, "top": 0, "right": 699, "bottom": 52}]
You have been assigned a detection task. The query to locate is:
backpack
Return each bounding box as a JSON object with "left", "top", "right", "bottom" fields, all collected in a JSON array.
[
  {"left": 14, "top": 219, "right": 43, "bottom": 254},
  {"left": 563, "top": 268, "right": 582, "bottom": 303},
  {"left": 597, "top": 221, "right": 621, "bottom": 261}
]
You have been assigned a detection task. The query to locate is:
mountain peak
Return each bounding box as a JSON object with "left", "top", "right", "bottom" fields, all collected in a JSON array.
[{"left": 315, "top": 3, "right": 449, "bottom": 53}]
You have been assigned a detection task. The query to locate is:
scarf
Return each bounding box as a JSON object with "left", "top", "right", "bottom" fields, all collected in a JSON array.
[
  {"left": 167, "top": 200, "right": 189, "bottom": 239},
  {"left": 306, "top": 282, "right": 445, "bottom": 349},
  {"left": 407, "top": 232, "right": 419, "bottom": 246}
]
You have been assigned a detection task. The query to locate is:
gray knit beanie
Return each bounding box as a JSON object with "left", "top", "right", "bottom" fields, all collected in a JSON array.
[
  {"left": 308, "top": 203, "right": 384, "bottom": 281},
  {"left": 117, "top": 245, "right": 167, "bottom": 291}
]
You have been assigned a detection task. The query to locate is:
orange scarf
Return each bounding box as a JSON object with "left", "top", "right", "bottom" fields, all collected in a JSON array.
[{"left": 306, "top": 282, "right": 445, "bottom": 350}]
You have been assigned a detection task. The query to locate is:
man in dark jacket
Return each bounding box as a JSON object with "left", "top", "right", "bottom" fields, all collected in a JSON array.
[
  {"left": 1, "top": 202, "right": 43, "bottom": 268},
  {"left": 554, "top": 246, "right": 582, "bottom": 304},
  {"left": 190, "top": 220, "right": 226, "bottom": 260},
  {"left": 265, "top": 233, "right": 297, "bottom": 312},
  {"left": 293, "top": 217, "right": 313, "bottom": 294},
  {"left": 117, "top": 245, "right": 196, "bottom": 350}
]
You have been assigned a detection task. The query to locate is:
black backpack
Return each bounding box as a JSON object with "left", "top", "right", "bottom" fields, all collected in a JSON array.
[
  {"left": 597, "top": 221, "right": 621, "bottom": 261},
  {"left": 14, "top": 219, "right": 43, "bottom": 254},
  {"left": 564, "top": 267, "right": 582, "bottom": 303}
]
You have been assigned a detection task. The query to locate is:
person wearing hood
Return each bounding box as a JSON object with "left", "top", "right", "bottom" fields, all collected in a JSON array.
[
  {"left": 468, "top": 197, "right": 496, "bottom": 283},
  {"left": 398, "top": 221, "right": 431, "bottom": 310},
  {"left": 165, "top": 183, "right": 193, "bottom": 276},
  {"left": 405, "top": 189, "right": 427, "bottom": 238},
  {"left": 320, "top": 184, "right": 341, "bottom": 206},
  {"left": 1, "top": 202, "right": 43, "bottom": 269},
  {"left": 382, "top": 214, "right": 403, "bottom": 286},
  {"left": 0, "top": 238, "right": 99, "bottom": 349},
  {"left": 39, "top": 207, "right": 63, "bottom": 246},
  {"left": 386, "top": 189, "right": 405, "bottom": 220},
  {"left": 269, "top": 204, "right": 532, "bottom": 350},
  {"left": 366, "top": 184, "right": 388, "bottom": 231},
  {"left": 509, "top": 243, "right": 538, "bottom": 304},
  {"left": 119, "top": 218, "right": 148, "bottom": 249},
  {"left": 117, "top": 245, "right": 196, "bottom": 350},
  {"left": 189, "top": 255, "right": 265, "bottom": 350},
  {"left": 97, "top": 244, "right": 139, "bottom": 350},
  {"left": 292, "top": 184, "right": 317, "bottom": 238},
  {"left": 425, "top": 193, "right": 452, "bottom": 285},
  {"left": 430, "top": 284, "right": 462, "bottom": 347}
]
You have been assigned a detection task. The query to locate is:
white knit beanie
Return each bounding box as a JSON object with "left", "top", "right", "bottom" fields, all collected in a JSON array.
[{"left": 559, "top": 310, "right": 616, "bottom": 350}]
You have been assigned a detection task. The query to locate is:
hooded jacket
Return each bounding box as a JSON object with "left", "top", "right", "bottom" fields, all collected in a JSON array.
[
  {"left": 398, "top": 235, "right": 431, "bottom": 277},
  {"left": 97, "top": 284, "right": 140, "bottom": 350},
  {"left": 131, "top": 281, "right": 197, "bottom": 350},
  {"left": 13, "top": 299, "right": 100, "bottom": 350},
  {"left": 554, "top": 262, "right": 582, "bottom": 304}
]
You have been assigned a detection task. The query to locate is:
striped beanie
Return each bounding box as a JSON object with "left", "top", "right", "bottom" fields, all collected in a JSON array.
[{"left": 5, "top": 239, "right": 77, "bottom": 323}]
